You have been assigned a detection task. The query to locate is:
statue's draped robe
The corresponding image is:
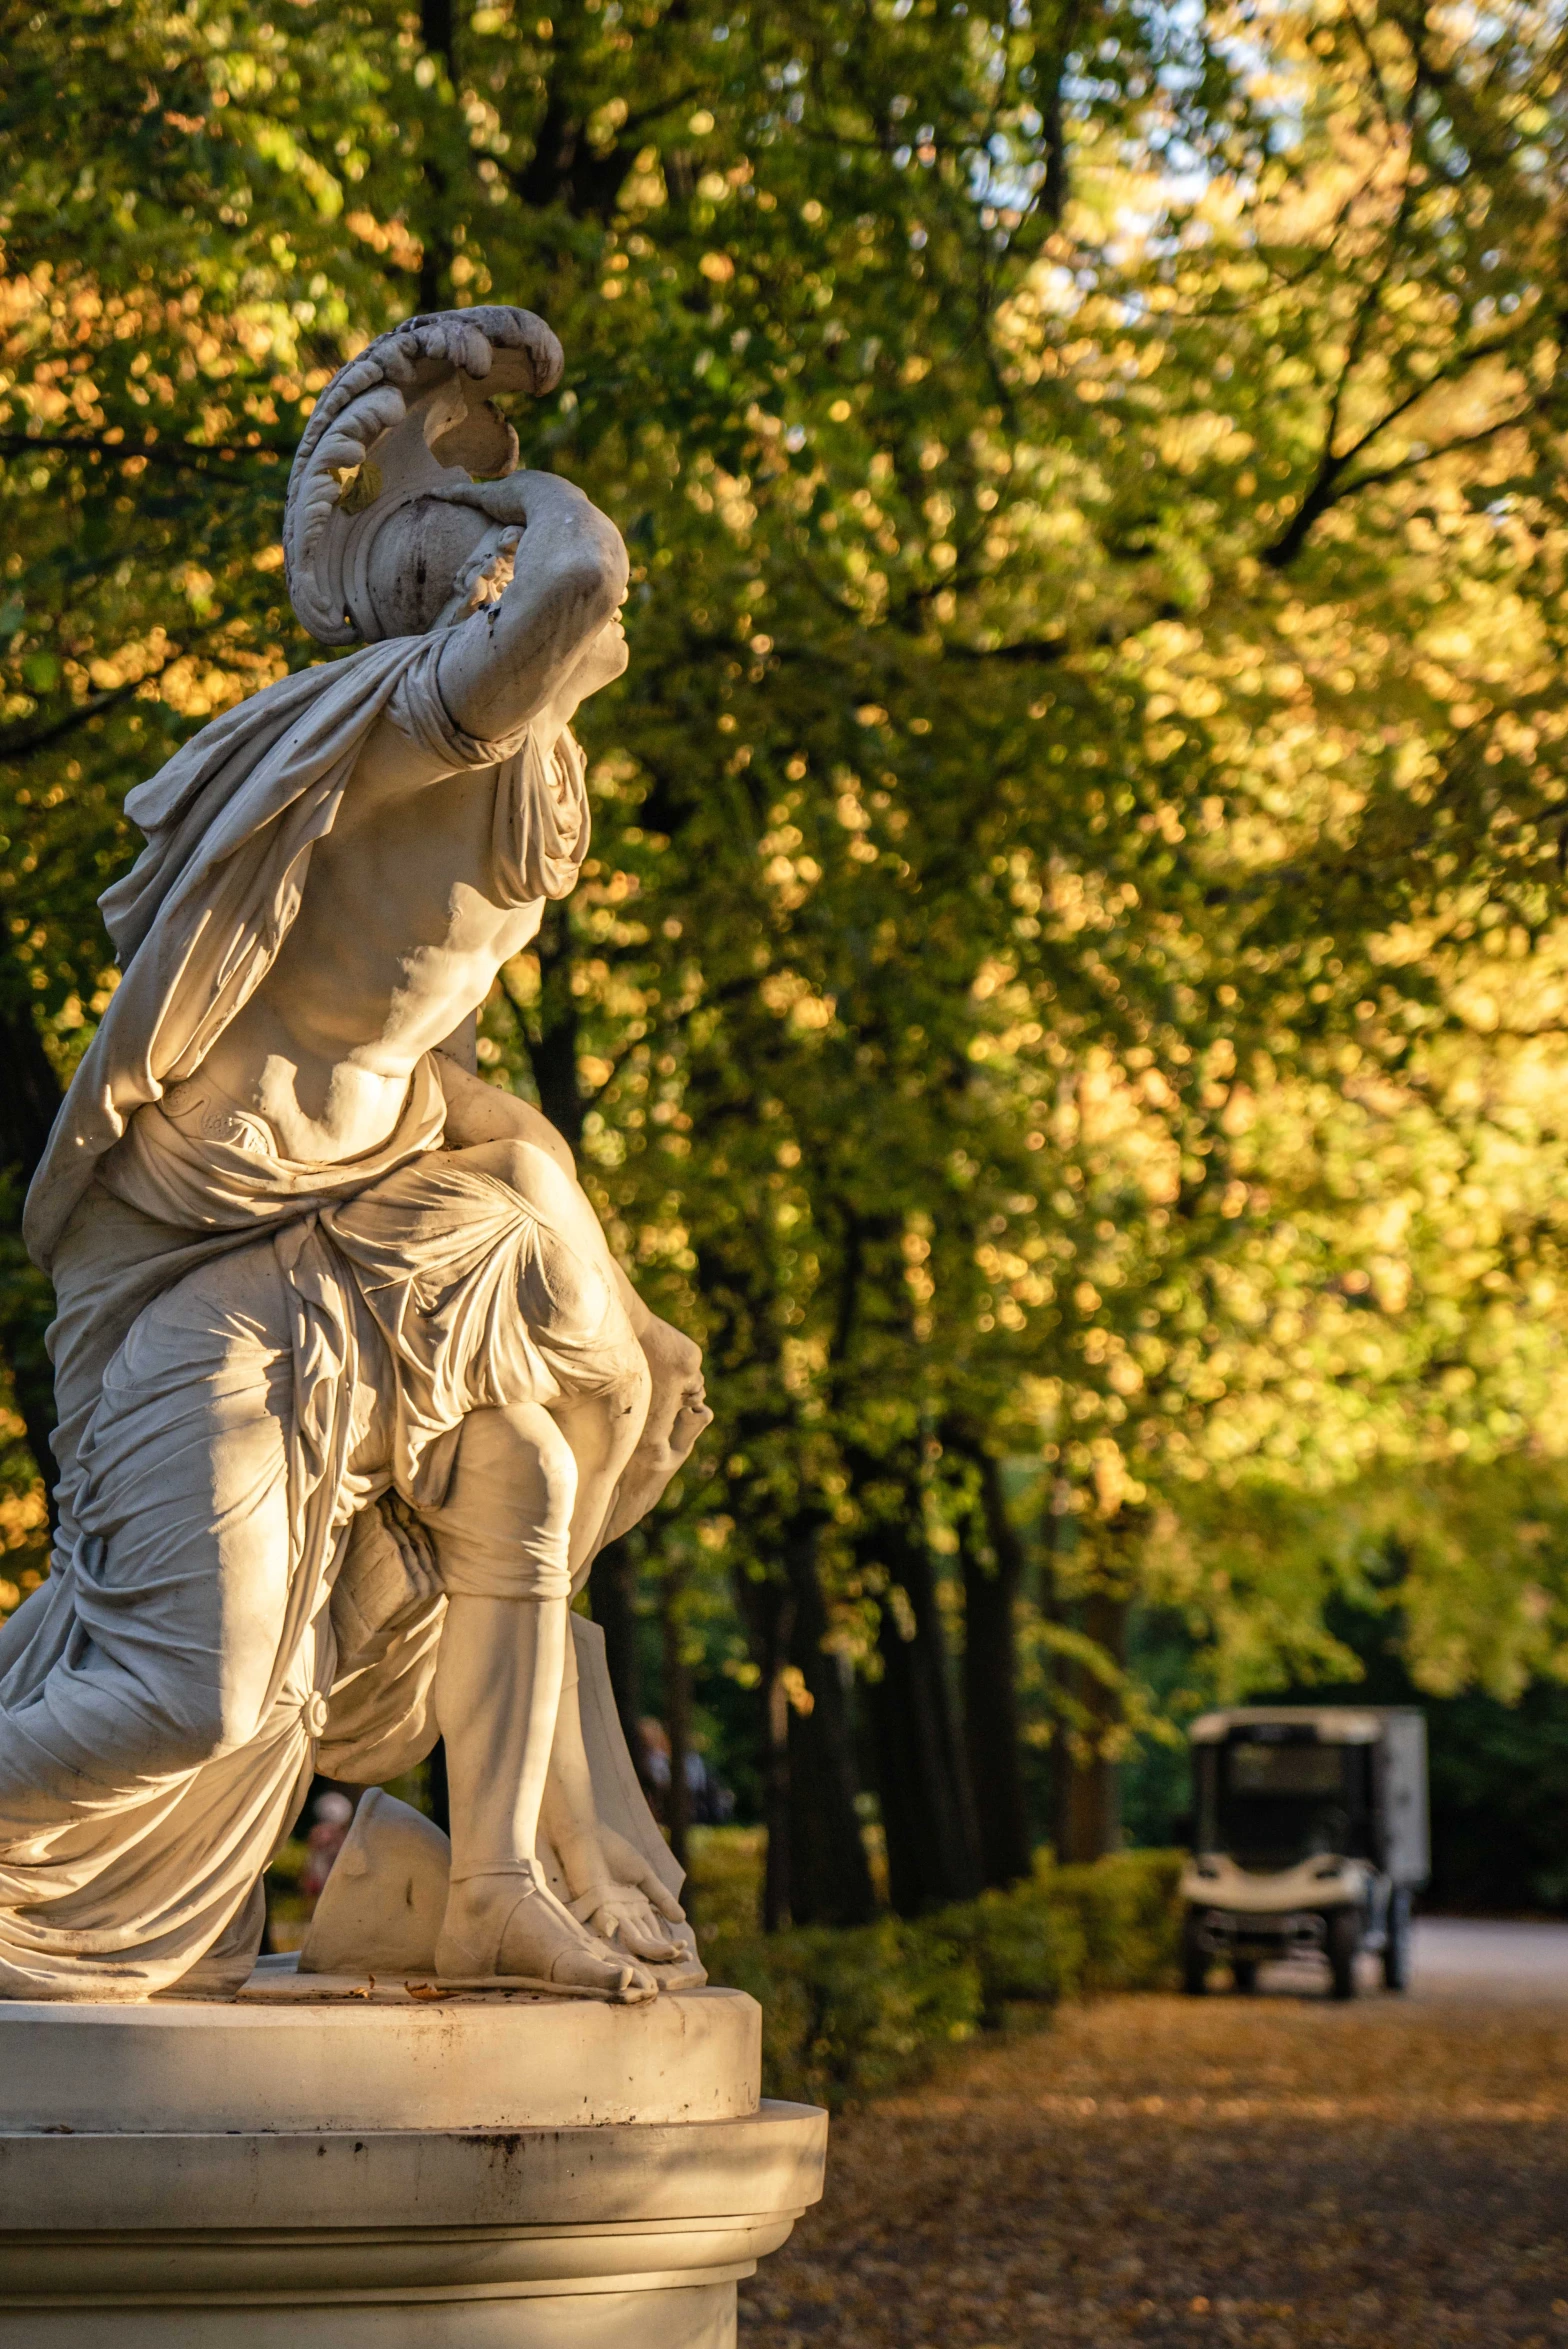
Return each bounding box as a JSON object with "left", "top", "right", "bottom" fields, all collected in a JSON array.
[{"left": 0, "top": 637, "right": 602, "bottom": 1999}]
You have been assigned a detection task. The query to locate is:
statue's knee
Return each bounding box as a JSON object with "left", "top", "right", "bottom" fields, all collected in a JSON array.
[
  {"left": 454, "top": 1402, "right": 578, "bottom": 1522},
  {"left": 470, "top": 1137, "right": 574, "bottom": 1220},
  {"left": 532, "top": 1232, "right": 615, "bottom": 1345},
  {"left": 505, "top": 1404, "right": 578, "bottom": 1531},
  {"left": 483, "top": 1138, "right": 539, "bottom": 1197}
]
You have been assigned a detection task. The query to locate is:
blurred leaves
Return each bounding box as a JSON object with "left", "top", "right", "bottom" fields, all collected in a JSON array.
[{"left": 3, "top": 0, "right": 1568, "bottom": 1750}]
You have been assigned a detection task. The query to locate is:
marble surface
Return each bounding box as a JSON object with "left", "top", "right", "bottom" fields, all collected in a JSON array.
[
  {"left": 0, "top": 1982, "right": 761, "bottom": 2134},
  {"left": 0, "top": 306, "right": 825, "bottom": 2342}
]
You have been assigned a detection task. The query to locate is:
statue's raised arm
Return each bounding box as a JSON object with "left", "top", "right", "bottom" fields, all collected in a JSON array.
[
  {"left": 435, "top": 471, "right": 628, "bottom": 749},
  {"left": 284, "top": 305, "right": 627, "bottom": 748},
  {"left": 0, "top": 308, "right": 709, "bottom": 2004}
]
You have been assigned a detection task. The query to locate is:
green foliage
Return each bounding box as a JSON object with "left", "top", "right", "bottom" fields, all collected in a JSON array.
[
  {"left": 1263, "top": 1582, "right": 1568, "bottom": 1914},
  {"left": 699, "top": 1844, "right": 1182, "bottom": 2106},
  {"left": 716, "top": 1914, "right": 984, "bottom": 2106},
  {"left": 686, "top": 1822, "right": 770, "bottom": 1935}
]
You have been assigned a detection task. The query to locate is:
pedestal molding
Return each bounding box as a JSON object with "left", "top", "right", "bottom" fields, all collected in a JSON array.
[{"left": 0, "top": 1984, "right": 760, "bottom": 2134}]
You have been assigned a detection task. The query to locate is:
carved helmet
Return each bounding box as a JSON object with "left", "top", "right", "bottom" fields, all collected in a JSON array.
[{"left": 282, "top": 305, "right": 564, "bottom": 646}]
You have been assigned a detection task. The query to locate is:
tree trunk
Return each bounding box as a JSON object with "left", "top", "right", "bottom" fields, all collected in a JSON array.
[
  {"left": 1037, "top": 0, "right": 1082, "bottom": 229},
  {"left": 1038, "top": 1486, "right": 1074, "bottom": 1860},
  {"left": 866, "top": 1506, "right": 982, "bottom": 1916},
  {"left": 526, "top": 900, "right": 583, "bottom": 1152},
  {"left": 961, "top": 1452, "right": 1032, "bottom": 1888},
  {"left": 0, "top": 993, "right": 63, "bottom": 1180},
  {"left": 784, "top": 1526, "right": 876, "bottom": 1927},
  {"left": 1057, "top": 1590, "right": 1127, "bottom": 1864},
  {"left": 734, "top": 1567, "right": 794, "bottom": 1931},
  {"left": 417, "top": 0, "right": 455, "bottom": 311},
  {"left": 0, "top": 988, "right": 62, "bottom": 1512}
]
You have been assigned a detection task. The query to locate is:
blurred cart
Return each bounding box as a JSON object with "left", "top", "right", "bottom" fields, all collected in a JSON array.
[{"left": 1180, "top": 1707, "right": 1429, "bottom": 1999}]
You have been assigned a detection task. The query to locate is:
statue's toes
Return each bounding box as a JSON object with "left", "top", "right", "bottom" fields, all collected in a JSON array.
[
  {"left": 496, "top": 1896, "right": 656, "bottom": 2001},
  {"left": 550, "top": 1945, "right": 656, "bottom": 2002}
]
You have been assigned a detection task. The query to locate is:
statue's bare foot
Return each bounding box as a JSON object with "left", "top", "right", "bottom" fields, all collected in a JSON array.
[{"left": 437, "top": 1866, "right": 657, "bottom": 2000}]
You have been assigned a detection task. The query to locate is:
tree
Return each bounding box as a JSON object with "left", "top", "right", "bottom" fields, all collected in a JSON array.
[{"left": 4, "top": 0, "right": 1568, "bottom": 1908}]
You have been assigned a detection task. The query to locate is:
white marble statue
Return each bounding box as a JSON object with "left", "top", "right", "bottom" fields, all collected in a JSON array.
[{"left": 0, "top": 307, "right": 712, "bottom": 2002}]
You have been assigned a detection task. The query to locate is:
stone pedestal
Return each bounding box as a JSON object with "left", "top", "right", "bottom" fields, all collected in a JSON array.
[{"left": 0, "top": 1979, "right": 826, "bottom": 2346}]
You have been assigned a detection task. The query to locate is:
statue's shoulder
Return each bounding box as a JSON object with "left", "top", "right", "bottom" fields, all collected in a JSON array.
[
  {"left": 123, "top": 647, "right": 405, "bottom": 839},
  {"left": 102, "top": 642, "right": 420, "bottom": 978}
]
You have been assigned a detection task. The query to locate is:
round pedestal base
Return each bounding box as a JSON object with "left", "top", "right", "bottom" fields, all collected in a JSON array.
[
  {"left": 0, "top": 2284, "right": 735, "bottom": 2349},
  {"left": 0, "top": 1988, "right": 826, "bottom": 2347}
]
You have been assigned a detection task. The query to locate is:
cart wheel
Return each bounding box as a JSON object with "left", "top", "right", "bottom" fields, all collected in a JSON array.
[
  {"left": 1232, "top": 1958, "right": 1258, "bottom": 1993},
  {"left": 1181, "top": 1914, "right": 1210, "bottom": 1995},
  {"left": 1382, "top": 1889, "right": 1411, "bottom": 1992},
  {"left": 1327, "top": 1908, "right": 1359, "bottom": 2000}
]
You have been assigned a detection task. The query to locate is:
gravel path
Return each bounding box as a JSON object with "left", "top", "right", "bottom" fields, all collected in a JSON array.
[
  {"left": 1410, "top": 1919, "right": 1568, "bottom": 2003},
  {"left": 741, "top": 1932, "right": 1568, "bottom": 2347}
]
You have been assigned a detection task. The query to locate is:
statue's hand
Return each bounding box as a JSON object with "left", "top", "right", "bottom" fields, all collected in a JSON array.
[
  {"left": 668, "top": 1378, "right": 715, "bottom": 1467},
  {"left": 595, "top": 1322, "right": 713, "bottom": 1552},
  {"left": 442, "top": 474, "right": 628, "bottom": 610},
  {"left": 433, "top": 468, "right": 629, "bottom": 743},
  {"left": 597, "top": 1385, "right": 712, "bottom": 1549},
  {"left": 572, "top": 1831, "right": 690, "bottom": 1958},
  {"left": 567, "top": 1832, "right": 705, "bottom": 1977},
  {"left": 596, "top": 1824, "right": 686, "bottom": 1919},
  {"left": 442, "top": 468, "right": 599, "bottom": 534}
]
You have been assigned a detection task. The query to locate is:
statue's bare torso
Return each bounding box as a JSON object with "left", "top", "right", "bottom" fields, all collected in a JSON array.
[{"left": 199, "top": 727, "right": 548, "bottom": 1164}]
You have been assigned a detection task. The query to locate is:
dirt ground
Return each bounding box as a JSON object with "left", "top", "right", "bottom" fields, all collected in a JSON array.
[{"left": 739, "top": 1970, "right": 1568, "bottom": 2348}]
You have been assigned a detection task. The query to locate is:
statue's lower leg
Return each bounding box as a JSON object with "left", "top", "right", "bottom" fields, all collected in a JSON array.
[
  {"left": 427, "top": 1402, "right": 655, "bottom": 1997},
  {"left": 433, "top": 1589, "right": 655, "bottom": 1997}
]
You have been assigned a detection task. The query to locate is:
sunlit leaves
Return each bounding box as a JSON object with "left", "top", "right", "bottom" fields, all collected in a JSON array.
[{"left": 4, "top": 0, "right": 1568, "bottom": 1716}]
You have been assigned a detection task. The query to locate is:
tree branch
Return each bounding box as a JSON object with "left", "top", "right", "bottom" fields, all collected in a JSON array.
[
  {"left": 942, "top": 633, "right": 1071, "bottom": 664},
  {"left": 1264, "top": 395, "right": 1536, "bottom": 568},
  {"left": 0, "top": 670, "right": 166, "bottom": 762},
  {"left": 0, "top": 431, "right": 291, "bottom": 472}
]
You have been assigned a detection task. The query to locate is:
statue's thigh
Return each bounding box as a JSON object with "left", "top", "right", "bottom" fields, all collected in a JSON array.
[
  {"left": 73, "top": 1252, "right": 298, "bottom": 1761},
  {"left": 440, "top": 1138, "right": 645, "bottom": 1403}
]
